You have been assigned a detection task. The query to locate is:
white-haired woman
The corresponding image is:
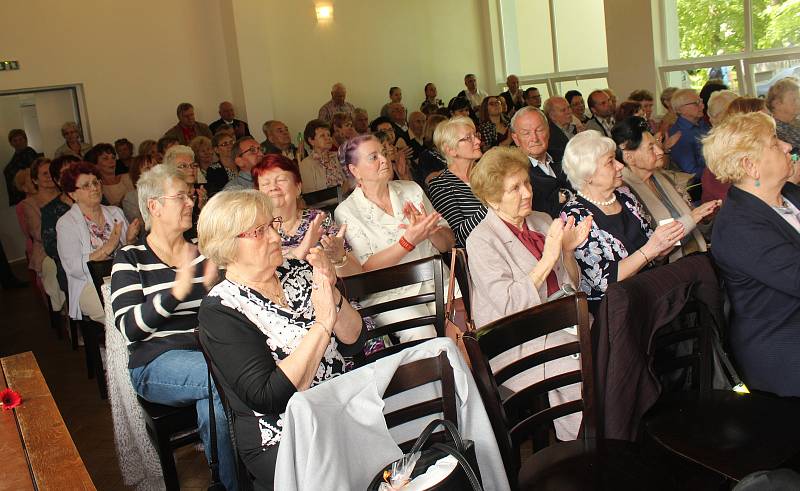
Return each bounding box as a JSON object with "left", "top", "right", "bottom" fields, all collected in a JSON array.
[
  {"left": 426, "top": 116, "right": 487, "bottom": 248},
  {"left": 198, "top": 190, "right": 364, "bottom": 490},
  {"left": 767, "top": 77, "right": 800, "bottom": 149},
  {"left": 110, "top": 164, "right": 237, "bottom": 490},
  {"left": 54, "top": 122, "right": 91, "bottom": 159},
  {"left": 561, "top": 130, "right": 685, "bottom": 313},
  {"left": 163, "top": 145, "right": 208, "bottom": 240}
]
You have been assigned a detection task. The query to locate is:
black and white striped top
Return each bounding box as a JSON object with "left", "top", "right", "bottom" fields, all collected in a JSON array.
[
  {"left": 111, "top": 241, "right": 207, "bottom": 368},
  {"left": 427, "top": 169, "right": 488, "bottom": 248}
]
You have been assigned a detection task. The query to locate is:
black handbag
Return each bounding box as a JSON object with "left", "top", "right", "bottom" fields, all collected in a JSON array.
[{"left": 368, "top": 419, "right": 483, "bottom": 490}]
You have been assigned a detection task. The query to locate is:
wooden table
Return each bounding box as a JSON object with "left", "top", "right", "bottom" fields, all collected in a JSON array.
[{"left": 0, "top": 351, "right": 95, "bottom": 490}]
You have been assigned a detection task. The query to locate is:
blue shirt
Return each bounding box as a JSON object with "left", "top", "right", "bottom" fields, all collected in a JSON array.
[
  {"left": 222, "top": 170, "right": 254, "bottom": 191},
  {"left": 669, "top": 116, "right": 709, "bottom": 180}
]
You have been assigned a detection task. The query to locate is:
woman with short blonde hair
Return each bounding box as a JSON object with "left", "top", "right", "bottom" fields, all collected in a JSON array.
[
  {"left": 54, "top": 121, "right": 91, "bottom": 159},
  {"left": 766, "top": 78, "right": 800, "bottom": 149},
  {"left": 706, "top": 90, "right": 738, "bottom": 126}
]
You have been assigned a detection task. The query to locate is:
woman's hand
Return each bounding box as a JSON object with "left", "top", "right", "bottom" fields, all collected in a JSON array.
[
  {"left": 561, "top": 215, "right": 593, "bottom": 252},
  {"left": 290, "top": 212, "right": 326, "bottom": 260},
  {"left": 642, "top": 220, "right": 685, "bottom": 258},
  {"left": 394, "top": 150, "right": 413, "bottom": 181},
  {"left": 691, "top": 200, "right": 721, "bottom": 224},
  {"left": 398, "top": 201, "right": 442, "bottom": 246},
  {"left": 172, "top": 246, "right": 197, "bottom": 301},
  {"left": 657, "top": 130, "right": 682, "bottom": 153},
  {"left": 306, "top": 246, "right": 337, "bottom": 287},
  {"left": 320, "top": 224, "right": 347, "bottom": 265},
  {"left": 542, "top": 219, "right": 565, "bottom": 263},
  {"left": 309, "top": 251, "right": 337, "bottom": 332},
  {"left": 125, "top": 218, "right": 141, "bottom": 244}
]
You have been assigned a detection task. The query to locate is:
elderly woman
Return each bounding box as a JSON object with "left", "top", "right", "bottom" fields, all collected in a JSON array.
[
  {"left": 561, "top": 131, "right": 685, "bottom": 313},
  {"left": 478, "top": 95, "right": 512, "bottom": 152},
  {"left": 163, "top": 145, "right": 208, "bottom": 241},
  {"left": 335, "top": 134, "right": 455, "bottom": 342},
  {"left": 41, "top": 155, "right": 79, "bottom": 297},
  {"left": 121, "top": 155, "right": 157, "bottom": 224},
  {"left": 56, "top": 162, "right": 140, "bottom": 322},
  {"left": 20, "top": 159, "right": 60, "bottom": 297},
  {"left": 612, "top": 117, "right": 719, "bottom": 261},
  {"left": 299, "top": 119, "right": 346, "bottom": 194},
  {"left": 706, "top": 90, "right": 739, "bottom": 126},
  {"left": 767, "top": 78, "right": 800, "bottom": 149},
  {"left": 138, "top": 139, "right": 160, "bottom": 163},
  {"left": 189, "top": 135, "right": 214, "bottom": 185},
  {"left": 85, "top": 143, "right": 134, "bottom": 206},
  {"left": 197, "top": 190, "right": 364, "bottom": 490},
  {"left": 427, "top": 116, "right": 488, "bottom": 248},
  {"left": 705, "top": 111, "right": 800, "bottom": 397},
  {"left": 110, "top": 164, "right": 237, "bottom": 490},
  {"left": 54, "top": 122, "right": 91, "bottom": 159},
  {"left": 205, "top": 132, "right": 237, "bottom": 195},
  {"left": 252, "top": 153, "right": 362, "bottom": 277}
]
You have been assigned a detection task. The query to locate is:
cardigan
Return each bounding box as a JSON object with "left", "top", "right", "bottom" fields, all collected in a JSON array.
[
  {"left": 56, "top": 203, "right": 129, "bottom": 320},
  {"left": 711, "top": 184, "right": 800, "bottom": 396}
]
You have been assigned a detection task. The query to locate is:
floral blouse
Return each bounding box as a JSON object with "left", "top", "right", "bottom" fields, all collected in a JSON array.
[
  {"left": 84, "top": 214, "right": 113, "bottom": 252},
  {"left": 279, "top": 208, "right": 351, "bottom": 253},
  {"left": 561, "top": 187, "right": 653, "bottom": 310}
]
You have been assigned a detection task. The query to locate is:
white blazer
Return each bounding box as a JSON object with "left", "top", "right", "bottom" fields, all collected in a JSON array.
[{"left": 57, "top": 203, "right": 128, "bottom": 320}]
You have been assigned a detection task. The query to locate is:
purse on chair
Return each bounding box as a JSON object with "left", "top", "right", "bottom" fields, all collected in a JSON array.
[
  {"left": 444, "top": 249, "right": 475, "bottom": 367},
  {"left": 368, "top": 419, "right": 483, "bottom": 490}
]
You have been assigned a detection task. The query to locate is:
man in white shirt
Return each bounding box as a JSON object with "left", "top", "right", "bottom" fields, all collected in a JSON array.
[
  {"left": 585, "top": 89, "right": 615, "bottom": 137},
  {"left": 462, "top": 73, "right": 488, "bottom": 110}
]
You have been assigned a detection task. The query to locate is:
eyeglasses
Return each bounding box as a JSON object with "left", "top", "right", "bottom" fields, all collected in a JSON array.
[
  {"left": 238, "top": 146, "right": 262, "bottom": 158},
  {"left": 458, "top": 133, "right": 481, "bottom": 144},
  {"left": 176, "top": 163, "right": 198, "bottom": 170},
  {"left": 216, "top": 141, "right": 233, "bottom": 147},
  {"left": 76, "top": 179, "right": 101, "bottom": 191},
  {"left": 155, "top": 192, "right": 195, "bottom": 203},
  {"left": 236, "top": 217, "right": 283, "bottom": 239},
  {"left": 681, "top": 100, "right": 702, "bottom": 108}
]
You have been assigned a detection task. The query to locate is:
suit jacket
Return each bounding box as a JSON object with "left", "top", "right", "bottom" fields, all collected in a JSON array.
[
  {"left": 528, "top": 155, "right": 573, "bottom": 218},
  {"left": 585, "top": 115, "right": 611, "bottom": 137},
  {"left": 500, "top": 90, "right": 525, "bottom": 114},
  {"left": 162, "top": 122, "right": 213, "bottom": 145},
  {"left": 547, "top": 119, "right": 570, "bottom": 164},
  {"left": 711, "top": 184, "right": 800, "bottom": 397},
  {"left": 466, "top": 208, "right": 576, "bottom": 329},
  {"left": 209, "top": 118, "right": 251, "bottom": 138}
]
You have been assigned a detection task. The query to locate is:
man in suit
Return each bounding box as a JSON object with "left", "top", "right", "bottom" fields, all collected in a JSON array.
[
  {"left": 585, "top": 89, "right": 615, "bottom": 137},
  {"left": 209, "top": 101, "right": 251, "bottom": 138},
  {"left": 162, "top": 102, "right": 213, "bottom": 145},
  {"left": 500, "top": 74, "right": 526, "bottom": 116},
  {"left": 543, "top": 96, "right": 577, "bottom": 164},
  {"left": 510, "top": 107, "right": 574, "bottom": 218}
]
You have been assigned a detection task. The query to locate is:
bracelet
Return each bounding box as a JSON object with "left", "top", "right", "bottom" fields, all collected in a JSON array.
[
  {"left": 316, "top": 321, "right": 332, "bottom": 336},
  {"left": 335, "top": 293, "right": 344, "bottom": 312},
  {"left": 332, "top": 254, "right": 348, "bottom": 268},
  {"left": 399, "top": 236, "right": 416, "bottom": 252},
  {"left": 637, "top": 249, "right": 650, "bottom": 263}
]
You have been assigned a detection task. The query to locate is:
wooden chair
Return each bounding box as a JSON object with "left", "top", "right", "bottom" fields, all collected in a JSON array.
[
  {"left": 341, "top": 255, "right": 445, "bottom": 367},
  {"left": 301, "top": 185, "right": 342, "bottom": 215},
  {"left": 465, "top": 294, "right": 672, "bottom": 490},
  {"left": 83, "top": 259, "right": 113, "bottom": 399},
  {"left": 451, "top": 247, "right": 475, "bottom": 327}
]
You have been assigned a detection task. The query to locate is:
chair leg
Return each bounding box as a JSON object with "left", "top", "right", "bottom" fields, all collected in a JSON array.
[
  {"left": 69, "top": 318, "right": 79, "bottom": 350},
  {"left": 154, "top": 429, "right": 181, "bottom": 491},
  {"left": 49, "top": 309, "right": 64, "bottom": 339},
  {"left": 78, "top": 321, "right": 96, "bottom": 379}
]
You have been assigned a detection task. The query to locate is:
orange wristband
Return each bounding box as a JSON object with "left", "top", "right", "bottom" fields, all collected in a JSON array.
[{"left": 399, "top": 236, "right": 415, "bottom": 252}]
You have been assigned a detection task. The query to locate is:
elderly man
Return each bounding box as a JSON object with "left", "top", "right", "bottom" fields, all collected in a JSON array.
[
  {"left": 261, "top": 120, "right": 300, "bottom": 161},
  {"left": 669, "top": 88, "right": 710, "bottom": 185},
  {"left": 4, "top": 129, "right": 40, "bottom": 206},
  {"left": 209, "top": 101, "right": 251, "bottom": 138},
  {"left": 223, "top": 136, "right": 263, "bottom": 191},
  {"left": 163, "top": 103, "right": 213, "bottom": 145},
  {"left": 353, "top": 108, "right": 370, "bottom": 134},
  {"left": 543, "top": 96, "right": 577, "bottom": 164},
  {"left": 407, "top": 111, "right": 426, "bottom": 146},
  {"left": 318, "top": 82, "right": 356, "bottom": 123},
  {"left": 510, "top": 107, "right": 574, "bottom": 218},
  {"left": 380, "top": 87, "right": 404, "bottom": 118},
  {"left": 500, "top": 75, "right": 526, "bottom": 115},
  {"left": 460, "top": 73, "right": 488, "bottom": 110},
  {"left": 585, "top": 90, "right": 615, "bottom": 137},
  {"left": 524, "top": 87, "right": 542, "bottom": 109},
  {"left": 387, "top": 102, "right": 409, "bottom": 140}
]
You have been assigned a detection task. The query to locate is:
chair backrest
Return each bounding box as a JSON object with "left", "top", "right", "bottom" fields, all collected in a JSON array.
[
  {"left": 464, "top": 293, "right": 594, "bottom": 476},
  {"left": 451, "top": 248, "right": 474, "bottom": 322},
  {"left": 342, "top": 255, "right": 446, "bottom": 366},
  {"left": 86, "top": 259, "right": 113, "bottom": 308},
  {"left": 301, "top": 185, "right": 342, "bottom": 215},
  {"left": 383, "top": 352, "right": 458, "bottom": 451}
]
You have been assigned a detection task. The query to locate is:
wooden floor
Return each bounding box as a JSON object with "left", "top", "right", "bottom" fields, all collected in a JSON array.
[{"left": 0, "top": 264, "right": 211, "bottom": 490}]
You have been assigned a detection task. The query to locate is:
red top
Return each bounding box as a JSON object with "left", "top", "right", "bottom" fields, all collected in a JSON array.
[
  {"left": 701, "top": 167, "right": 731, "bottom": 204},
  {"left": 502, "top": 219, "right": 560, "bottom": 296}
]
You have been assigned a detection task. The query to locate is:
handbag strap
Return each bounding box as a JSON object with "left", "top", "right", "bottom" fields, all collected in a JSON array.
[
  {"left": 430, "top": 442, "right": 483, "bottom": 491},
  {"left": 410, "top": 418, "right": 467, "bottom": 455}
]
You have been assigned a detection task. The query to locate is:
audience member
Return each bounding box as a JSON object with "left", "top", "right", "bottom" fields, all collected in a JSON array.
[
  {"left": 658, "top": 86, "right": 679, "bottom": 134},
  {"left": 86, "top": 143, "right": 134, "bottom": 206},
  {"left": 223, "top": 137, "right": 263, "bottom": 191},
  {"left": 121, "top": 154, "right": 157, "bottom": 226},
  {"left": 163, "top": 103, "right": 213, "bottom": 145},
  {"left": 14, "top": 167, "right": 42, "bottom": 281},
  {"left": 524, "top": 87, "right": 542, "bottom": 109},
  {"left": 111, "top": 164, "right": 237, "bottom": 491},
  {"left": 628, "top": 89, "right": 658, "bottom": 133},
  {"left": 213, "top": 123, "right": 236, "bottom": 141},
  {"left": 544, "top": 96, "right": 578, "bottom": 164},
  {"left": 416, "top": 114, "right": 448, "bottom": 186},
  {"left": 585, "top": 89, "right": 615, "bottom": 137},
  {"left": 299, "top": 119, "right": 345, "bottom": 194},
  {"left": 331, "top": 113, "right": 358, "bottom": 149},
  {"left": 157, "top": 135, "right": 180, "bottom": 157},
  {"left": 603, "top": 88, "right": 618, "bottom": 114},
  {"left": 27, "top": 157, "right": 63, "bottom": 307},
  {"left": 705, "top": 111, "right": 800, "bottom": 397},
  {"left": 206, "top": 132, "right": 237, "bottom": 195},
  {"left": 613, "top": 117, "right": 718, "bottom": 262},
  {"left": 318, "top": 82, "right": 356, "bottom": 123},
  {"left": 767, "top": 78, "right": 800, "bottom": 150},
  {"left": 500, "top": 75, "right": 526, "bottom": 115},
  {"left": 614, "top": 100, "right": 644, "bottom": 123},
  {"left": 335, "top": 134, "right": 454, "bottom": 341},
  {"left": 669, "top": 89, "right": 710, "bottom": 187},
  {"left": 427, "top": 116, "right": 487, "bottom": 248},
  {"left": 261, "top": 120, "right": 301, "bottom": 162},
  {"left": 510, "top": 107, "right": 574, "bottom": 218},
  {"left": 353, "top": 107, "right": 370, "bottom": 134},
  {"left": 561, "top": 130, "right": 683, "bottom": 313},
  {"left": 57, "top": 162, "right": 140, "bottom": 322},
  {"left": 41, "top": 155, "right": 79, "bottom": 296},
  {"left": 448, "top": 96, "right": 473, "bottom": 121},
  {"left": 54, "top": 121, "right": 91, "bottom": 159},
  {"left": 387, "top": 102, "right": 409, "bottom": 140},
  {"left": 114, "top": 138, "right": 134, "bottom": 174},
  {"left": 727, "top": 96, "right": 768, "bottom": 116},
  {"left": 565, "top": 90, "right": 588, "bottom": 124},
  {"left": 198, "top": 189, "right": 364, "bottom": 490},
  {"left": 252, "top": 154, "right": 362, "bottom": 276},
  {"left": 370, "top": 116, "right": 410, "bottom": 156},
  {"left": 461, "top": 73, "right": 488, "bottom": 110},
  {"left": 380, "top": 87, "right": 404, "bottom": 118},
  {"left": 699, "top": 78, "right": 728, "bottom": 123},
  {"left": 164, "top": 145, "right": 207, "bottom": 240},
  {"left": 374, "top": 129, "right": 412, "bottom": 182},
  {"left": 477, "top": 96, "right": 512, "bottom": 152},
  {"left": 138, "top": 139, "right": 160, "bottom": 163},
  {"left": 209, "top": 101, "right": 251, "bottom": 138},
  {"left": 189, "top": 136, "right": 213, "bottom": 184},
  {"left": 407, "top": 111, "right": 426, "bottom": 147},
  {"left": 5, "top": 129, "right": 40, "bottom": 206},
  {"left": 706, "top": 90, "right": 739, "bottom": 126},
  {"left": 420, "top": 82, "right": 444, "bottom": 115}
]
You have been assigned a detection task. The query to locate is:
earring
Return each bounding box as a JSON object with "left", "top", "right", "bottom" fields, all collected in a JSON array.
[{"left": 755, "top": 179, "right": 760, "bottom": 187}]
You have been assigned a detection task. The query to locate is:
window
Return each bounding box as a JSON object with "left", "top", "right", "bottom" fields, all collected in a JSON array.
[
  {"left": 495, "top": 0, "right": 608, "bottom": 95},
  {"left": 660, "top": 0, "right": 800, "bottom": 95}
]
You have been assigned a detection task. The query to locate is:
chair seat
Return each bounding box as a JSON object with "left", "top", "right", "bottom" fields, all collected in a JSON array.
[
  {"left": 519, "top": 438, "right": 675, "bottom": 490},
  {"left": 644, "top": 390, "right": 800, "bottom": 481},
  {"left": 137, "top": 396, "right": 197, "bottom": 428}
]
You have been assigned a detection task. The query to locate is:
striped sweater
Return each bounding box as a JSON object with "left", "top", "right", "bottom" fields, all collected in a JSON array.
[
  {"left": 111, "top": 241, "right": 207, "bottom": 368},
  {"left": 427, "top": 169, "right": 488, "bottom": 248}
]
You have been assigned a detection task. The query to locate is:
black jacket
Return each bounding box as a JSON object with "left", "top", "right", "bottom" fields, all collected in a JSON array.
[
  {"left": 547, "top": 119, "right": 570, "bottom": 165},
  {"left": 528, "top": 156, "right": 573, "bottom": 218}
]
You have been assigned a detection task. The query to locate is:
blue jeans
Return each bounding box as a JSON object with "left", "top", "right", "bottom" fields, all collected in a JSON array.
[{"left": 130, "top": 350, "right": 238, "bottom": 491}]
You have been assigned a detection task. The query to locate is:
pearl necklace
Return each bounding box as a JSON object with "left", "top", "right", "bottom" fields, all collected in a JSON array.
[{"left": 578, "top": 191, "right": 617, "bottom": 207}]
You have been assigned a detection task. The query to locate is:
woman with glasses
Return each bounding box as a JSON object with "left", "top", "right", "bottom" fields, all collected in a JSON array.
[
  {"left": 57, "top": 162, "right": 140, "bottom": 323},
  {"left": 612, "top": 117, "right": 719, "bottom": 262},
  {"left": 205, "top": 132, "right": 237, "bottom": 196},
  {"left": 477, "top": 95, "right": 512, "bottom": 152},
  {"left": 163, "top": 145, "right": 208, "bottom": 241},
  {"left": 427, "top": 116, "right": 487, "bottom": 248},
  {"left": 110, "top": 164, "right": 238, "bottom": 491},
  {"left": 189, "top": 135, "right": 214, "bottom": 185},
  {"left": 197, "top": 189, "right": 364, "bottom": 490}
]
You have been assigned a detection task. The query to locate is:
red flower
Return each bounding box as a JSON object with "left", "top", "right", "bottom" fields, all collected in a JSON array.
[{"left": 0, "top": 388, "right": 22, "bottom": 410}]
